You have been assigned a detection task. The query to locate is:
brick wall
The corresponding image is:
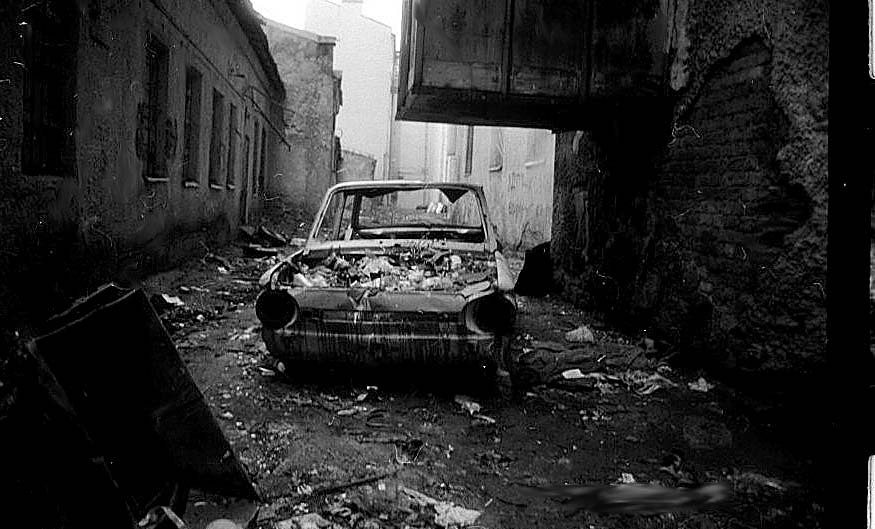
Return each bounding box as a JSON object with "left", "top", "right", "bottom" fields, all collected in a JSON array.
[
  {"left": 644, "top": 38, "right": 815, "bottom": 370},
  {"left": 551, "top": 0, "right": 828, "bottom": 376}
]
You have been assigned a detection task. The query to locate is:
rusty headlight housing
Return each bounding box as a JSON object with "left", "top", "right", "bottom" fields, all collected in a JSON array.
[
  {"left": 256, "top": 289, "right": 299, "bottom": 330},
  {"left": 462, "top": 293, "right": 516, "bottom": 335}
]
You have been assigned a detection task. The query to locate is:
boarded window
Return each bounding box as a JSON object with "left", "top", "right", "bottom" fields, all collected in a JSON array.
[
  {"left": 208, "top": 89, "right": 225, "bottom": 187},
  {"left": 182, "top": 67, "right": 202, "bottom": 185},
  {"left": 143, "top": 33, "right": 169, "bottom": 181},
  {"left": 488, "top": 128, "right": 503, "bottom": 172},
  {"left": 20, "top": 1, "right": 78, "bottom": 177},
  {"left": 464, "top": 125, "right": 474, "bottom": 176},
  {"left": 226, "top": 103, "right": 237, "bottom": 188}
]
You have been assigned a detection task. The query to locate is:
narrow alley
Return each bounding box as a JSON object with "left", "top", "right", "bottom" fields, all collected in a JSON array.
[
  {"left": 0, "top": 0, "right": 852, "bottom": 528},
  {"left": 137, "top": 234, "right": 823, "bottom": 529}
]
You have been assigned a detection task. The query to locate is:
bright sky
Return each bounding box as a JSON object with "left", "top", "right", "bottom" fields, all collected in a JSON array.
[{"left": 251, "top": 0, "right": 403, "bottom": 44}]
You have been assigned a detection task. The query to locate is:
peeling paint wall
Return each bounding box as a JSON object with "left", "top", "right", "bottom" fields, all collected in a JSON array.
[
  {"left": 0, "top": 0, "right": 284, "bottom": 327},
  {"left": 339, "top": 149, "right": 377, "bottom": 182},
  {"left": 551, "top": 0, "right": 828, "bottom": 374},
  {"left": 263, "top": 20, "right": 339, "bottom": 230}
]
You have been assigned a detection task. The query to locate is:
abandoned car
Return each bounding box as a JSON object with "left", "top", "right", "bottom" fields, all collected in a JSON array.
[{"left": 255, "top": 181, "right": 517, "bottom": 385}]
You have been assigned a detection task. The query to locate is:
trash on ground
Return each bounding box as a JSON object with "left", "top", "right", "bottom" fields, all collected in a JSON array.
[
  {"left": 617, "top": 472, "right": 636, "bottom": 484},
  {"left": 565, "top": 324, "right": 595, "bottom": 343},
  {"left": 337, "top": 406, "right": 368, "bottom": 417},
  {"left": 399, "top": 486, "right": 482, "bottom": 528},
  {"left": 454, "top": 395, "right": 482, "bottom": 415},
  {"left": 561, "top": 368, "right": 586, "bottom": 379},
  {"left": 619, "top": 369, "right": 677, "bottom": 395},
  {"left": 275, "top": 512, "right": 331, "bottom": 529},
  {"left": 242, "top": 244, "right": 279, "bottom": 258},
  {"left": 151, "top": 294, "right": 186, "bottom": 313},
  {"left": 472, "top": 414, "right": 497, "bottom": 425},
  {"left": 688, "top": 377, "right": 715, "bottom": 392},
  {"left": 138, "top": 506, "right": 186, "bottom": 529}
]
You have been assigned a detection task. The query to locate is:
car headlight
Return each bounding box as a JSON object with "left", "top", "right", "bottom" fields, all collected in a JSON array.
[
  {"left": 256, "top": 289, "right": 299, "bottom": 329},
  {"left": 462, "top": 293, "right": 516, "bottom": 334}
]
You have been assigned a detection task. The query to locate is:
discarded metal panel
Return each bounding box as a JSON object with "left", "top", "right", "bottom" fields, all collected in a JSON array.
[
  {"left": 34, "top": 284, "right": 258, "bottom": 507},
  {"left": 0, "top": 341, "right": 140, "bottom": 528}
]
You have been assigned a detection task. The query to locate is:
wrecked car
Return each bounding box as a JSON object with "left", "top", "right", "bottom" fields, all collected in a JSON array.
[{"left": 255, "top": 181, "right": 516, "bottom": 387}]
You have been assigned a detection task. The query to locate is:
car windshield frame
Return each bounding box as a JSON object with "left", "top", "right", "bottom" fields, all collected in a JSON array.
[{"left": 308, "top": 182, "right": 495, "bottom": 248}]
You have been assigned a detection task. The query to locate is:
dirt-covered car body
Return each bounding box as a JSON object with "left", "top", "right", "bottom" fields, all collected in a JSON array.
[{"left": 255, "top": 181, "right": 516, "bottom": 377}]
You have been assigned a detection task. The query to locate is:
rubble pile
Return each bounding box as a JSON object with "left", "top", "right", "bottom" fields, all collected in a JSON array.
[{"left": 292, "top": 251, "right": 496, "bottom": 292}]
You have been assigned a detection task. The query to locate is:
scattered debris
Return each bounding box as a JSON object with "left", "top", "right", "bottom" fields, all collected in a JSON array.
[
  {"left": 688, "top": 377, "right": 715, "bottom": 392},
  {"left": 472, "top": 414, "right": 497, "bottom": 425},
  {"left": 242, "top": 244, "right": 279, "bottom": 258},
  {"left": 565, "top": 324, "right": 595, "bottom": 343},
  {"left": 454, "top": 395, "right": 482, "bottom": 415},
  {"left": 239, "top": 225, "right": 289, "bottom": 248},
  {"left": 514, "top": 241, "right": 552, "bottom": 297},
  {"left": 138, "top": 506, "right": 186, "bottom": 529},
  {"left": 619, "top": 369, "right": 677, "bottom": 396},
  {"left": 276, "top": 512, "right": 331, "bottom": 529},
  {"left": 399, "top": 486, "right": 482, "bottom": 529},
  {"left": 150, "top": 293, "right": 186, "bottom": 313}
]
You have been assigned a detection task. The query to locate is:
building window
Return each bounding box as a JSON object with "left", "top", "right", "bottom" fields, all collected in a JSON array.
[
  {"left": 488, "top": 128, "right": 503, "bottom": 173},
  {"left": 182, "top": 67, "right": 202, "bottom": 186},
  {"left": 226, "top": 103, "right": 238, "bottom": 189},
  {"left": 20, "top": 1, "right": 78, "bottom": 176},
  {"left": 143, "top": 33, "right": 170, "bottom": 181},
  {"left": 464, "top": 125, "right": 474, "bottom": 177},
  {"left": 252, "top": 122, "right": 260, "bottom": 194},
  {"left": 208, "top": 89, "right": 225, "bottom": 187},
  {"left": 258, "top": 124, "right": 267, "bottom": 195}
]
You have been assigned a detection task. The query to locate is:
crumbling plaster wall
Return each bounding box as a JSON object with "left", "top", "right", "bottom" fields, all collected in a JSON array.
[
  {"left": 263, "top": 21, "right": 338, "bottom": 230},
  {"left": 0, "top": 0, "right": 284, "bottom": 328},
  {"left": 552, "top": 0, "right": 827, "bottom": 374}
]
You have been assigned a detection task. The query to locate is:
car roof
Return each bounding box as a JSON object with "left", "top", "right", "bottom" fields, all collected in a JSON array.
[{"left": 325, "top": 180, "right": 483, "bottom": 193}]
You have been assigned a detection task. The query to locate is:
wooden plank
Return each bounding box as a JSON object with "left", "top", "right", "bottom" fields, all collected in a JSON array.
[
  {"left": 511, "top": 65, "right": 580, "bottom": 96},
  {"left": 511, "top": 0, "right": 586, "bottom": 97},
  {"left": 422, "top": 60, "right": 502, "bottom": 91},
  {"left": 418, "top": 0, "right": 507, "bottom": 86}
]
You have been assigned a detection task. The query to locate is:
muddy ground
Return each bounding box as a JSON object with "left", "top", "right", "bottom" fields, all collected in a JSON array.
[{"left": 142, "top": 238, "right": 825, "bottom": 529}]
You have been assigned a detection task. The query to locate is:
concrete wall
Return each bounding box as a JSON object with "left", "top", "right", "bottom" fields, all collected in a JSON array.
[
  {"left": 263, "top": 20, "right": 339, "bottom": 229},
  {"left": 0, "top": 0, "right": 284, "bottom": 327},
  {"left": 465, "top": 126, "right": 554, "bottom": 250},
  {"left": 389, "top": 119, "right": 554, "bottom": 250},
  {"left": 551, "top": 0, "right": 828, "bottom": 375},
  {"left": 305, "top": 0, "right": 395, "bottom": 181},
  {"left": 339, "top": 149, "right": 377, "bottom": 182}
]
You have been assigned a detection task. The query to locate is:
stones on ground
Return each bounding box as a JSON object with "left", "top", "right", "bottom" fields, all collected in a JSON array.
[
  {"left": 688, "top": 377, "right": 715, "bottom": 392},
  {"left": 565, "top": 324, "right": 595, "bottom": 343},
  {"left": 453, "top": 395, "right": 481, "bottom": 415},
  {"left": 399, "top": 486, "right": 482, "bottom": 529}
]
